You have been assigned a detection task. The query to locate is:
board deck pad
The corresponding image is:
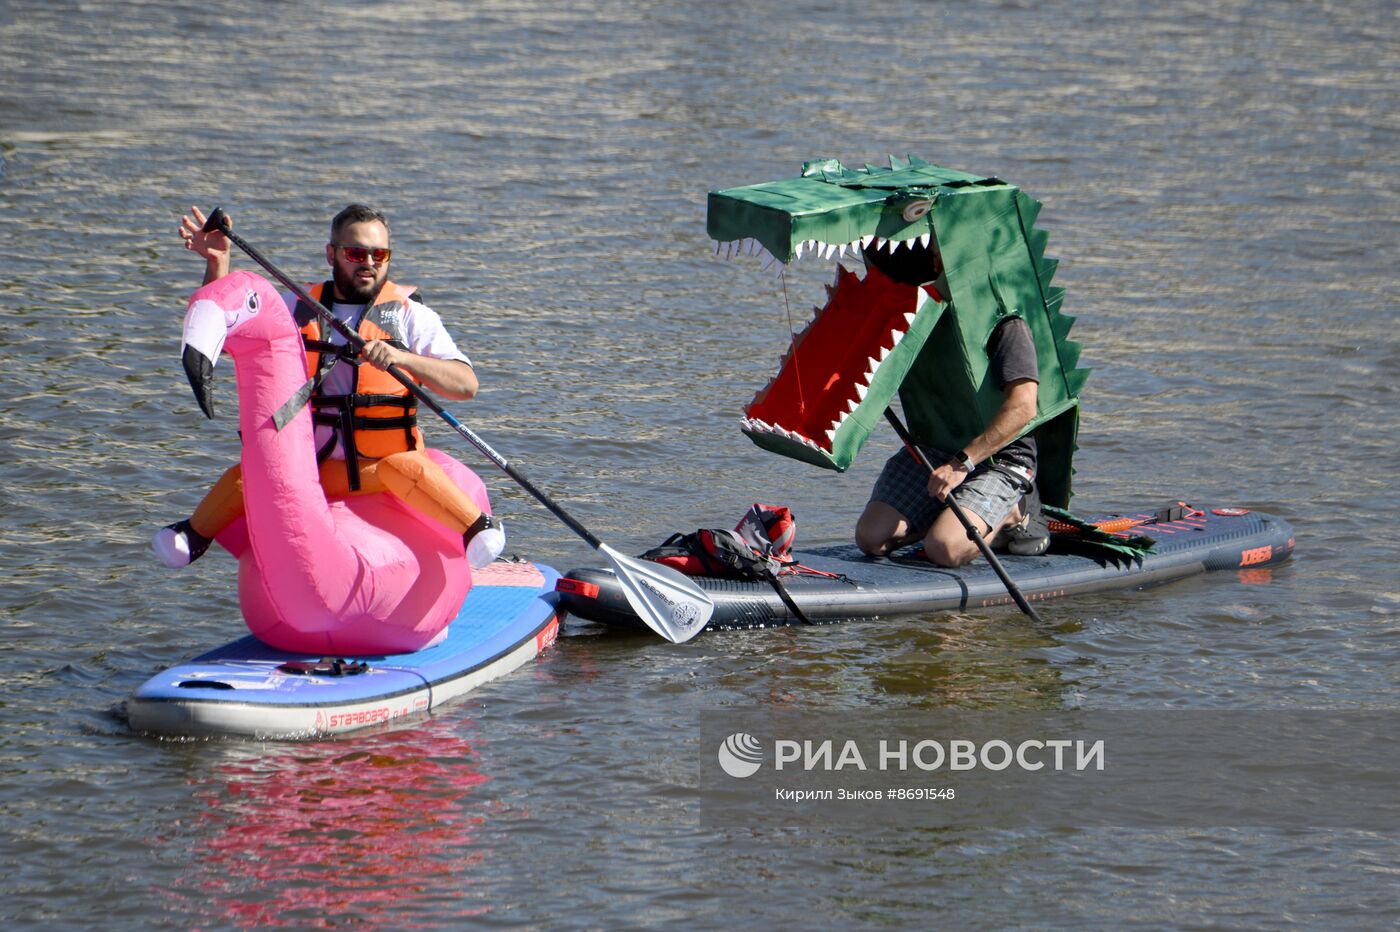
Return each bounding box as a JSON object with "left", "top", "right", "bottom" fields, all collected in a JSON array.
[
  {"left": 127, "top": 561, "right": 560, "bottom": 739},
  {"left": 558, "top": 505, "right": 1294, "bottom": 631}
]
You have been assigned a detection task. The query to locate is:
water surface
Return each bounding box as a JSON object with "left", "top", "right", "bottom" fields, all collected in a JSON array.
[{"left": 2, "top": 1, "right": 1397, "bottom": 927}]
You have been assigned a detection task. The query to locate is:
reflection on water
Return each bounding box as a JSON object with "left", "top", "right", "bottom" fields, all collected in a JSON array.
[
  {"left": 167, "top": 723, "right": 492, "bottom": 929},
  {"left": 717, "top": 613, "right": 1076, "bottom": 710}
]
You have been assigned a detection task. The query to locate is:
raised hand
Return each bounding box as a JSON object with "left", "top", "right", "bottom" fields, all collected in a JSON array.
[{"left": 179, "top": 205, "right": 231, "bottom": 284}]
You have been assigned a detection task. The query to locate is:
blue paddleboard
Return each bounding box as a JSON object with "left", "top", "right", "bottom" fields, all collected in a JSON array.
[{"left": 128, "top": 561, "right": 560, "bottom": 739}]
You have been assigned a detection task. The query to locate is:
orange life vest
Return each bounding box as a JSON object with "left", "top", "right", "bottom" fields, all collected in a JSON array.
[{"left": 293, "top": 281, "right": 426, "bottom": 482}]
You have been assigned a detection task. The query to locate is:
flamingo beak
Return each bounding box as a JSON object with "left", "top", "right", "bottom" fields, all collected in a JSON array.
[
  {"left": 182, "top": 344, "right": 216, "bottom": 419},
  {"left": 181, "top": 297, "right": 229, "bottom": 419}
]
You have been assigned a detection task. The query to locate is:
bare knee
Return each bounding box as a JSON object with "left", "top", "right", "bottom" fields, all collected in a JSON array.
[
  {"left": 856, "top": 526, "right": 895, "bottom": 557},
  {"left": 923, "top": 536, "right": 971, "bottom": 567},
  {"left": 855, "top": 514, "right": 895, "bottom": 556},
  {"left": 855, "top": 502, "right": 909, "bottom": 557},
  {"left": 923, "top": 524, "right": 980, "bottom": 567}
]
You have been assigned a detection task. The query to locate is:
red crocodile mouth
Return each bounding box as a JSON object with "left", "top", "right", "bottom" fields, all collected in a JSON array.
[{"left": 741, "top": 262, "right": 931, "bottom": 455}]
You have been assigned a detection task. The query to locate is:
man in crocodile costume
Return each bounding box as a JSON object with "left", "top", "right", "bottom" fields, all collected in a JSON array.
[{"left": 707, "top": 157, "right": 1090, "bottom": 566}]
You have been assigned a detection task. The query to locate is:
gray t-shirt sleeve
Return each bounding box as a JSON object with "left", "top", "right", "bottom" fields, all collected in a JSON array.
[{"left": 988, "top": 317, "right": 1039, "bottom": 388}]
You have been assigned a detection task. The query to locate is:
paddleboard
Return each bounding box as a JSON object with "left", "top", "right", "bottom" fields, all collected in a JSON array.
[
  {"left": 128, "top": 560, "right": 560, "bottom": 739},
  {"left": 556, "top": 504, "right": 1294, "bottom": 632}
]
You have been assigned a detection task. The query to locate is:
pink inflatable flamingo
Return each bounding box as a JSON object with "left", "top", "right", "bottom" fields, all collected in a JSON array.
[{"left": 179, "top": 270, "right": 489, "bottom": 654}]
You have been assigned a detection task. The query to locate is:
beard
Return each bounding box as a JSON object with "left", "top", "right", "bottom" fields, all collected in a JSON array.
[{"left": 331, "top": 261, "right": 388, "bottom": 304}]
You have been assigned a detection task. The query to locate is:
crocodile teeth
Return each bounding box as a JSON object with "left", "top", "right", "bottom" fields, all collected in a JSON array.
[
  {"left": 743, "top": 416, "right": 822, "bottom": 451},
  {"left": 713, "top": 230, "right": 921, "bottom": 272}
]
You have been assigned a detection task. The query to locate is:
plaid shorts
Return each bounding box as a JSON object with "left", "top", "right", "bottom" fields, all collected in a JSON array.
[{"left": 869, "top": 447, "right": 1032, "bottom": 536}]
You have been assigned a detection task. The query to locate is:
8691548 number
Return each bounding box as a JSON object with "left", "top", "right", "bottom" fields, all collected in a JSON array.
[{"left": 887, "top": 787, "right": 955, "bottom": 801}]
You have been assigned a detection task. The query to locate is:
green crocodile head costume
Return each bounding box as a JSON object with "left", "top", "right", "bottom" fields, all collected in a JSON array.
[{"left": 707, "top": 156, "right": 1089, "bottom": 509}]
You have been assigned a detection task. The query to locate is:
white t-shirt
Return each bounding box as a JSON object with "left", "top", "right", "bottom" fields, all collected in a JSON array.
[{"left": 283, "top": 290, "right": 472, "bottom": 458}]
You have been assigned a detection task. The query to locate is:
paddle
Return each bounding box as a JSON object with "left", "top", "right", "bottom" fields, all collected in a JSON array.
[
  {"left": 199, "top": 207, "right": 714, "bottom": 643},
  {"left": 882, "top": 408, "right": 1047, "bottom": 625}
]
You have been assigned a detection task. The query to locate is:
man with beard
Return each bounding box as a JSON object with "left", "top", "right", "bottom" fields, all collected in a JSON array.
[{"left": 152, "top": 204, "right": 504, "bottom": 569}]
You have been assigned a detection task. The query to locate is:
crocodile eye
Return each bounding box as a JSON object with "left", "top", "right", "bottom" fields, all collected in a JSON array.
[{"left": 901, "top": 199, "right": 933, "bottom": 223}]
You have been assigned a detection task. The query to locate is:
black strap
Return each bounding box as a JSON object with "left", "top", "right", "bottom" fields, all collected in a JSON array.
[
  {"left": 273, "top": 374, "right": 323, "bottom": 431},
  {"left": 760, "top": 568, "right": 814, "bottom": 625},
  {"left": 310, "top": 396, "right": 362, "bottom": 490},
  {"left": 349, "top": 392, "right": 416, "bottom": 411}
]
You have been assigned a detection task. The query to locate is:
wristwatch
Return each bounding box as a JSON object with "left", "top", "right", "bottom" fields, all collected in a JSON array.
[{"left": 954, "top": 450, "right": 976, "bottom": 473}]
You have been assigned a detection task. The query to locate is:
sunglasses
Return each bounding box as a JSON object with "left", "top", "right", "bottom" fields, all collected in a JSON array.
[{"left": 334, "top": 244, "right": 392, "bottom": 264}]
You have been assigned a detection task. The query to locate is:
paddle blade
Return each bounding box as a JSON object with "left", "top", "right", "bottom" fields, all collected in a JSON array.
[{"left": 598, "top": 543, "right": 714, "bottom": 643}]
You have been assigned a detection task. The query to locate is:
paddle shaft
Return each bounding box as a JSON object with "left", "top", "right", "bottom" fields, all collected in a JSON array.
[
  {"left": 882, "top": 408, "right": 1046, "bottom": 624},
  {"left": 202, "top": 208, "right": 603, "bottom": 549}
]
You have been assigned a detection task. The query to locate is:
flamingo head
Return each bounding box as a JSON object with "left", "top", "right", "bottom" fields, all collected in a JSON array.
[{"left": 180, "top": 270, "right": 285, "bottom": 418}]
